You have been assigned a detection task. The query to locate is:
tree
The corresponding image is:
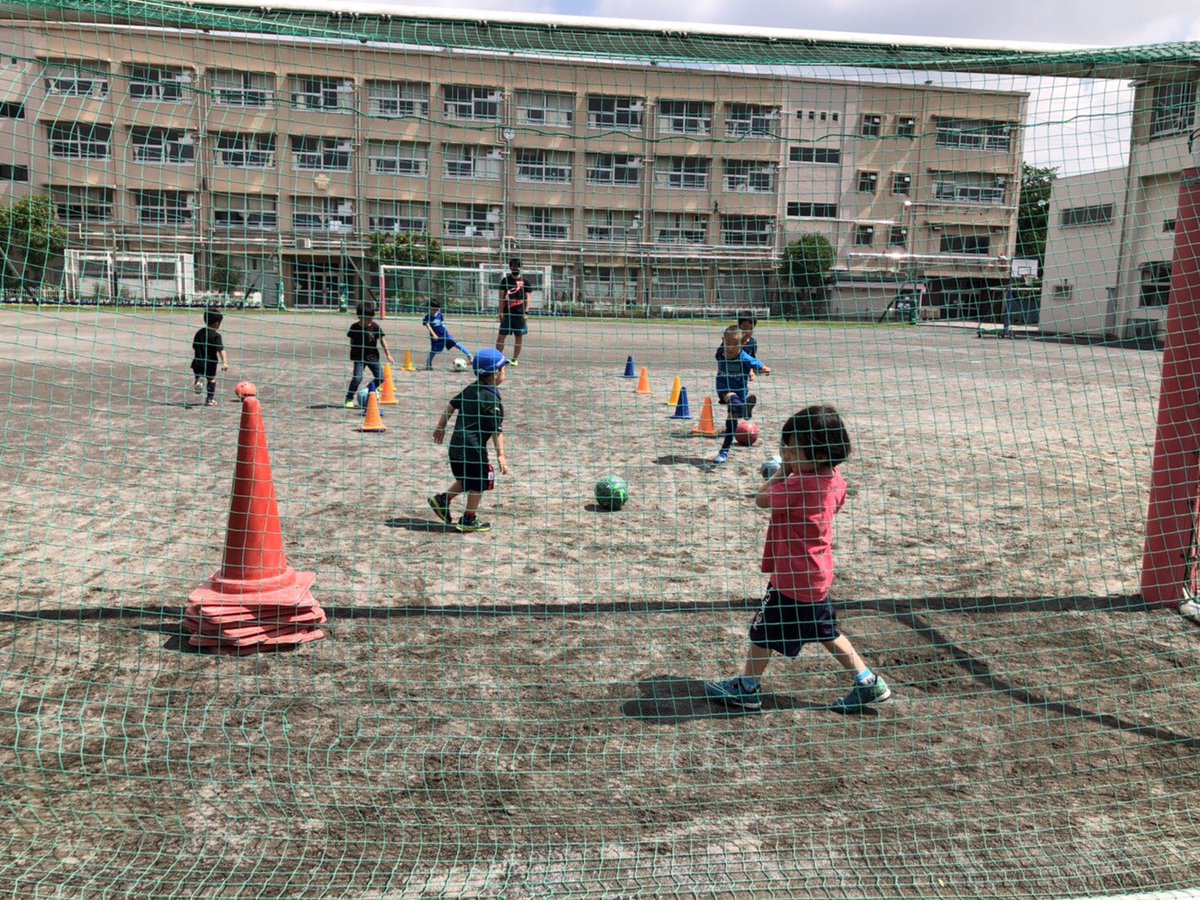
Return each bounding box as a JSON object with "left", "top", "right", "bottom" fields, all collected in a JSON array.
[
  {"left": 366, "top": 232, "right": 463, "bottom": 267},
  {"left": 207, "top": 254, "right": 243, "bottom": 295},
  {"left": 0, "top": 195, "right": 67, "bottom": 296},
  {"left": 1016, "top": 163, "right": 1057, "bottom": 270},
  {"left": 781, "top": 233, "right": 836, "bottom": 317}
]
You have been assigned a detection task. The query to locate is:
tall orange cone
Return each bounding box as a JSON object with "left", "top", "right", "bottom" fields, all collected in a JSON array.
[
  {"left": 691, "top": 396, "right": 718, "bottom": 436},
  {"left": 635, "top": 367, "right": 651, "bottom": 395},
  {"left": 378, "top": 364, "right": 398, "bottom": 404},
  {"left": 401, "top": 350, "right": 416, "bottom": 372},
  {"left": 664, "top": 375, "right": 682, "bottom": 407},
  {"left": 187, "top": 383, "right": 325, "bottom": 654},
  {"left": 358, "top": 389, "right": 387, "bottom": 432}
]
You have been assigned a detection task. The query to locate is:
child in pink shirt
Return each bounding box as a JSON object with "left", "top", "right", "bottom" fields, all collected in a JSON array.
[{"left": 706, "top": 405, "right": 892, "bottom": 713}]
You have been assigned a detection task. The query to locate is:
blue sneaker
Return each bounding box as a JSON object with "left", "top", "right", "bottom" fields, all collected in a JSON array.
[
  {"left": 832, "top": 675, "right": 892, "bottom": 712},
  {"left": 715, "top": 450, "right": 730, "bottom": 464},
  {"left": 705, "top": 676, "right": 762, "bottom": 711}
]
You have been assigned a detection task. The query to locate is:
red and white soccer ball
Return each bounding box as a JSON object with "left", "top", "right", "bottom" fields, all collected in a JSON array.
[{"left": 735, "top": 420, "right": 761, "bottom": 447}]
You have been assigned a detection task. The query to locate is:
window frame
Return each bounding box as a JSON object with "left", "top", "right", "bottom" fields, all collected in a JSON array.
[
  {"left": 654, "top": 156, "right": 710, "bottom": 191},
  {"left": 585, "top": 153, "right": 640, "bottom": 186},
  {"left": 443, "top": 85, "right": 501, "bottom": 122},
  {"left": 657, "top": 100, "right": 713, "bottom": 136},
  {"left": 291, "top": 136, "right": 352, "bottom": 172},
  {"left": 366, "top": 81, "right": 430, "bottom": 119},
  {"left": 211, "top": 193, "right": 278, "bottom": 230},
  {"left": 132, "top": 189, "right": 195, "bottom": 227},
  {"left": 515, "top": 148, "right": 573, "bottom": 184},
  {"left": 586, "top": 95, "right": 644, "bottom": 131},
  {"left": 131, "top": 127, "right": 196, "bottom": 165},
  {"left": 213, "top": 133, "right": 276, "bottom": 169}
]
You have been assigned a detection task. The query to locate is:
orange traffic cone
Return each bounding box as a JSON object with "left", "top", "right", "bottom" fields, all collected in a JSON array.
[
  {"left": 635, "top": 367, "right": 651, "bottom": 395},
  {"left": 359, "top": 389, "right": 387, "bottom": 432},
  {"left": 665, "top": 375, "right": 681, "bottom": 407},
  {"left": 378, "top": 365, "right": 398, "bottom": 405},
  {"left": 187, "top": 383, "right": 325, "bottom": 654},
  {"left": 691, "top": 396, "right": 718, "bottom": 437},
  {"left": 401, "top": 350, "right": 416, "bottom": 372}
]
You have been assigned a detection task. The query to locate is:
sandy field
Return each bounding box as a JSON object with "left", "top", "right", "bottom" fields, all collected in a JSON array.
[{"left": 1, "top": 308, "right": 1198, "bottom": 896}]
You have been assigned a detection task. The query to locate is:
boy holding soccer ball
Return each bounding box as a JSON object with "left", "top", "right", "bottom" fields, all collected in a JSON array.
[
  {"left": 706, "top": 405, "right": 892, "bottom": 713},
  {"left": 428, "top": 348, "right": 510, "bottom": 533}
]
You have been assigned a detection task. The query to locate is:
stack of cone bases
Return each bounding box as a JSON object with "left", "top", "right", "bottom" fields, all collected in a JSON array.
[{"left": 186, "top": 383, "right": 326, "bottom": 655}]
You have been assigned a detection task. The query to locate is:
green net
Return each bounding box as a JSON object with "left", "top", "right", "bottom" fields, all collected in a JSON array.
[{"left": 2, "top": 2, "right": 1200, "bottom": 895}]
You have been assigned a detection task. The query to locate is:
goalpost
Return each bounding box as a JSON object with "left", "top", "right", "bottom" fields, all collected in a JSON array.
[{"left": 379, "top": 263, "right": 553, "bottom": 318}]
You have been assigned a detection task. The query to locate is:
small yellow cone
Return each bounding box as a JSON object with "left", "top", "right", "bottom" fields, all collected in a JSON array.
[
  {"left": 401, "top": 350, "right": 416, "bottom": 372},
  {"left": 665, "top": 375, "right": 682, "bottom": 407}
]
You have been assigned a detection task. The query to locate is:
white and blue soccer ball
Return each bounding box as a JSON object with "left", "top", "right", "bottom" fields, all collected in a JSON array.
[
  {"left": 453, "top": 357, "right": 469, "bottom": 372},
  {"left": 356, "top": 386, "right": 371, "bottom": 410},
  {"left": 761, "top": 455, "right": 783, "bottom": 479}
]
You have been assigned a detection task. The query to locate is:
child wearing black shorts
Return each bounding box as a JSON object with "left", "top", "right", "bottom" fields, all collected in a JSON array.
[
  {"left": 191, "top": 308, "right": 228, "bottom": 406},
  {"left": 705, "top": 405, "right": 892, "bottom": 712},
  {"left": 428, "top": 348, "right": 510, "bottom": 533},
  {"left": 344, "top": 301, "right": 395, "bottom": 408}
]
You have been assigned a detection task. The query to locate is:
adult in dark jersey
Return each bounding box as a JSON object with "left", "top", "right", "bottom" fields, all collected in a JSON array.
[{"left": 495, "top": 257, "right": 531, "bottom": 367}]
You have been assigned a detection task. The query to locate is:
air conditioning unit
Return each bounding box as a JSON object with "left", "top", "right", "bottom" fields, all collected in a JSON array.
[
  {"left": 486, "top": 91, "right": 502, "bottom": 101},
  {"left": 628, "top": 158, "right": 643, "bottom": 168},
  {"left": 487, "top": 149, "right": 502, "bottom": 159},
  {"left": 296, "top": 237, "right": 313, "bottom": 249},
  {"left": 486, "top": 207, "right": 501, "bottom": 224},
  {"left": 177, "top": 71, "right": 193, "bottom": 84},
  {"left": 630, "top": 101, "right": 644, "bottom": 112},
  {"left": 336, "top": 142, "right": 352, "bottom": 151},
  {"left": 337, "top": 202, "right": 353, "bottom": 214}
]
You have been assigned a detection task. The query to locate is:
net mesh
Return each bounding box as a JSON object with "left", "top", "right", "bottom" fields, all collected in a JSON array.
[{"left": 2, "top": 2, "right": 1200, "bottom": 895}]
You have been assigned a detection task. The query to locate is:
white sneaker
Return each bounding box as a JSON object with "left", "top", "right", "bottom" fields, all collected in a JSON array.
[
  {"left": 1181, "top": 598, "right": 1200, "bottom": 625},
  {"left": 193, "top": 379, "right": 202, "bottom": 394}
]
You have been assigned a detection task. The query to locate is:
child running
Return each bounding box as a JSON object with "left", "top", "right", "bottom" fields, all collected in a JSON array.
[
  {"left": 428, "top": 348, "right": 510, "bottom": 533},
  {"left": 705, "top": 405, "right": 892, "bottom": 713},
  {"left": 190, "top": 308, "right": 229, "bottom": 407},
  {"left": 422, "top": 299, "right": 473, "bottom": 370},
  {"left": 344, "top": 301, "right": 394, "bottom": 409},
  {"left": 714, "top": 324, "right": 770, "bottom": 465}
]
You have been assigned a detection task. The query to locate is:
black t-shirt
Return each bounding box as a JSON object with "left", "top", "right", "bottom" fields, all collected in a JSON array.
[
  {"left": 192, "top": 327, "right": 224, "bottom": 362},
  {"left": 449, "top": 383, "right": 504, "bottom": 462},
  {"left": 499, "top": 273, "right": 530, "bottom": 322},
  {"left": 348, "top": 320, "right": 385, "bottom": 362}
]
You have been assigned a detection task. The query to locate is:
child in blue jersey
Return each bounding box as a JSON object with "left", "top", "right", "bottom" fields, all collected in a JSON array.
[
  {"left": 715, "top": 324, "right": 770, "bottom": 464},
  {"left": 715, "top": 312, "right": 759, "bottom": 360},
  {"left": 422, "top": 300, "right": 473, "bottom": 370}
]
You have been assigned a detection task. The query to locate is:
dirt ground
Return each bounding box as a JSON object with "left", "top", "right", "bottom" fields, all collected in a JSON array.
[{"left": 1, "top": 308, "right": 1198, "bottom": 897}]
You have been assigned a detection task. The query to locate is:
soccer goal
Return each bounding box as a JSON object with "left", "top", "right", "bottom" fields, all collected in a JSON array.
[{"left": 379, "top": 263, "right": 553, "bottom": 317}]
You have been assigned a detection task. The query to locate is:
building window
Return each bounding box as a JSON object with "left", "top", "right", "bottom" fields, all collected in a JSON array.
[
  {"left": 786, "top": 202, "right": 837, "bottom": 219},
  {"left": 651, "top": 268, "right": 705, "bottom": 303},
  {"left": 854, "top": 225, "right": 875, "bottom": 246},
  {"left": 442, "top": 203, "right": 497, "bottom": 238},
  {"left": 932, "top": 171, "right": 1008, "bottom": 204},
  {"left": 888, "top": 226, "right": 909, "bottom": 247},
  {"left": 365, "top": 141, "right": 428, "bottom": 177},
  {"left": 896, "top": 116, "right": 916, "bottom": 137},
  {"left": 516, "top": 91, "right": 574, "bottom": 128},
  {"left": 214, "top": 133, "right": 275, "bottom": 168},
  {"left": 940, "top": 234, "right": 991, "bottom": 255},
  {"left": 516, "top": 207, "right": 569, "bottom": 240},
  {"left": 790, "top": 147, "right": 841, "bottom": 164},
  {"left": 1165, "top": 219, "right": 1177, "bottom": 232},
  {"left": 46, "top": 122, "right": 111, "bottom": 159},
  {"left": 516, "top": 149, "right": 572, "bottom": 183},
  {"left": 892, "top": 173, "right": 912, "bottom": 195},
  {"left": 654, "top": 212, "right": 708, "bottom": 245},
  {"left": 0, "top": 101, "right": 23, "bottom": 118},
  {"left": 724, "top": 159, "right": 775, "bottom": 193},
  {"left": 443, "top": 85, "right": 501, "bottom": 122},
  {"left": 859, "top": 114, "right": 882, "bottom": 137},
  {"left": 658, "top": 100, "right": 712, "bottom": 135},
  {"left": 366, "top": 81, "right": 429, "bottom": 118},
  {"left": 52, "top": 186, "right": 112, "bottom": 223},
  {"left": 293, "top": 196, "right": 355, "bottom": 232},
  {"left": 583, "top": 266, "right": 637, "bottom": 302},
  {"left": 0, "top": 163, "right": 28, "bottom": 181},
  {"left": 725, "top": 103, "right": 779, "bottom": 138},
  {"left": 128, "top": 65, "right": 192, "bottom": 102},
  {"left": 722, "top": 216, "right": 774, "bottom": 247},
  {"left": 654, "top": 156, "right": 710, "bottom": 190},
  {"left": 857, "top": 171, "right": 878, "bottom": 194},
  {"left": 586, "top": 153, "right": 640, "bottom": 186},
  {"left": 291, "top": 136, "right": 351, "bottom": 171},
  {"left": 587, "top": 95, "right": 643, "bottom": 131},
  {"left": 584, "top": 209, "right": 640, "bottom": 242},
  {"left": 131, "top": 127, "right": 195, "bottom": 164},
  {"left": 1150, "top": 81, "right": 1196, "bottom": 139},
  {"left": 443, "top": 144, "right": 502, "bottom": 180},
  {"left": 42, "top": 61, "right": 108, "bottom": 98},
  {"left": 210, "top": 70, "right": 274, "bottom": 108},
  {"left": 1140, "top": 262, "right": 1172, "bottom": 306},
  {"left": 290, "top": 76, "right": 354, "bottom": 112},
  {"left": 132, "top": 190, "right": 195, "bottom": 227},
  {"left": 212, "top": 194, "right": 277, "bottom": 230},
  {"left": 366, "top": 200, "right": 428, "bottom": 234},
  {"left": 1060, "top": 203, "right": 1114, "bottom": 227},
  {"left": 934, "top": 117, "right": 1012, "bottom": 152},
  {"left": 1053, "top": 283, "right": 1074, "bottom": 300}
]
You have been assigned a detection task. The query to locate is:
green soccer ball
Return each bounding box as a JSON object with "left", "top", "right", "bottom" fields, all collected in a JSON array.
[{"left": 594, "top": 475, "right": 629, "bottom": 511}]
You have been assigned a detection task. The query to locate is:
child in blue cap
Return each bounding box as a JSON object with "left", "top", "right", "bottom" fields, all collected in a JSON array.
[
  {"left": 422, "top": 299, "right": 473, "bottom": 370},
  {"left": 428, "top": 348, "right": 509, "bottom": 533}
]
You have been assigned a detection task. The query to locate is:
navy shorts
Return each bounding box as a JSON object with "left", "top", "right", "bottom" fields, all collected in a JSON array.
[
  {"left": 499, "top": 318, "right": 527, "bottom": 336},
  {"left": 191, "top": 359, "right": 217, "bottom": 379},
  {"left": 451, "top": 457, "right": 495, "bottom": 493},
  {"left": 748, "top": 587, "right": 840, "bottom": 657}
]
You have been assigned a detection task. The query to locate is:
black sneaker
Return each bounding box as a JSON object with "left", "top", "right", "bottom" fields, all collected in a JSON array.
[
  {"left": 744, "top": 395, "right": 758, "bottom": 419},
  {"left": 427, "top": 493, "right": 451, "bottom": 524},
  {"left": 456, "top": 515, "right": 491, "bottom": 533}
]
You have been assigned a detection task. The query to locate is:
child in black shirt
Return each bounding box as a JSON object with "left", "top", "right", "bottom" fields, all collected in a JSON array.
[
  {"left": 191, "top": 309, "right": 229, "bottom": 407},
  {"left": 344, "top": 301, "right": 395, "bottom": 408}
]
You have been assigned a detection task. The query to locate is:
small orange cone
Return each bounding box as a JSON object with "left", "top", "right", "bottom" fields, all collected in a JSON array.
[
  {"left": 401, "top": 350, "right": 416, "bottom": 372},
  {"left": 358, "top": 390, "right": 387, "bottom": 432},
  {"left": 635, "top": 367, "right": 651, "bottom": 395},
  {"left": 378, "top": 365, "right": 398, "bottom": 404},
  {"left": 691, "top": 396, "right": 718, "bottom": 437},
  {"left": 665, "top": 375, "right": 682, "bottom": 407}
]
